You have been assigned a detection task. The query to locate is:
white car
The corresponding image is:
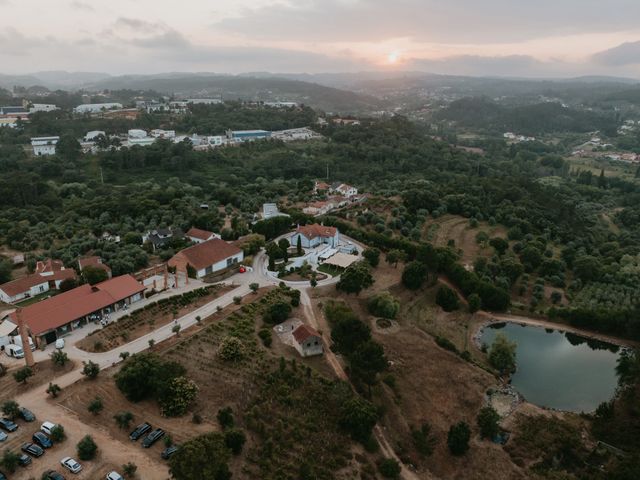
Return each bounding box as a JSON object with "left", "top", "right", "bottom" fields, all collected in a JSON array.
[
  {"left": 0, "top": 431, "right": 7, "bottom": 442},
  {"left": 61, "top": 457, "right": 82, "bottom": 473},
  {"left": 41, "top": 421, "right": 57, "bottom": 435},
  {"left": 106, "top": 472, "right": 124, "bottom": 480}
]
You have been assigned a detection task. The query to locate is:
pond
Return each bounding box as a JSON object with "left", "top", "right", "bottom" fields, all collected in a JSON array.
[{"left": 479, "top": 322, "right": 623, "bottom": 412}]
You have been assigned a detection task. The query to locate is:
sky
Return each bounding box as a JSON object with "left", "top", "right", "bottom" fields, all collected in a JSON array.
[{"left": 2, "top": 0, "right": 640, "bottom": 78}]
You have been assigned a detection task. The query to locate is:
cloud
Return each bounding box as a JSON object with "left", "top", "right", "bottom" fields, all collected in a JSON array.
[
  {"left": 216, "top": 0, "right": 640, "bottom": 44},
  {"left": 0, "top": 28, "right": 51, "bottom": 55},
  {"left": 70, "top": 1, "right": 94, "bottom": 11},
  {"left": 592, "top": 41, "right": 640, "bottom": 66}
]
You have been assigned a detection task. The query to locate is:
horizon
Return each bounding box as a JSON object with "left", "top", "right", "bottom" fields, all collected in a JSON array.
[{"left": 2, "top": 0, "right": 640, "bottom": 78}]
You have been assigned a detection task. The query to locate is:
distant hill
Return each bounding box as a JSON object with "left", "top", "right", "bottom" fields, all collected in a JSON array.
[
  {"left": 437, "top": 96, "right": 617, "bottom": 135},
  {"left": 87, "top": 74, "right": 384, "bottom": 114}
]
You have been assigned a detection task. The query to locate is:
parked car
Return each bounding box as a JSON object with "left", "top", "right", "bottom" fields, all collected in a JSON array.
[
  {"left": 18, "top": 453, "right": 31, "bottom": 466},
  {"left": 106, "top": 472, "right": 124, "bottom": 480},
  {"left": 0, "top": 471, "right": 6, "bottom": 480},
  {"left": 19, "top": 407, "right": 36, "bottom": 422},
  {"left": 33, "top": 431, "right": 53, "bottom": 448},
  {"left": 41, "top": 421, "right": 57, "bottom": 435},
  {"left": 61, "top": 457, "right": 82, "bottom": 474},
  {"left": 161, "top": 444, "right": 179, "bottom": 459},
  {"left": 0, "top": 431, "right": 7, "bottom": 442},
  {"left": 55, "top": 338, "right": 65, "bottom": 349},
  {"left": 0, "top": 418, "right": 17, "bottom": 432},
  {"left": 129, "top": 422, "right": 151, "bottom": 441},
  {"left": 141, "top": 428, "right": 165, "bottom": 448},
  {"left": 43, "top": 470, "right": 66, "bottom": 480},
  {"left": 21, "top": 442, "right": 44, "bottom": 457}
]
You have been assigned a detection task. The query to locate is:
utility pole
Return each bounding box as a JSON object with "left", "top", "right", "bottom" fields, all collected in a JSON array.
[
  {"left": 16, "top": 309, "right": 35, "bottom": 368},
  {"left": 326, "top": 162, "right": 329, "bottom": 181},
  {"left": 100, "top": 167, "right": 104, "bottom": 185}
]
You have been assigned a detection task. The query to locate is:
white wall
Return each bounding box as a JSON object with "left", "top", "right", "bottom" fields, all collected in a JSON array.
[{"left": 195, "top": 252, "right": 244, "bottom": 278}]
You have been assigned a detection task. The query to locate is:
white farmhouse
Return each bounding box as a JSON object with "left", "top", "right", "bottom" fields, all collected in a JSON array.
[
  {"left": 290, "top": 224, "right": 339, "bottom": 249},
  {"left": 31, "top": 136, "right": 59, "bottom": 156},
  {"left": 168, "top": 238, "right": 244, "bottom": 279}
]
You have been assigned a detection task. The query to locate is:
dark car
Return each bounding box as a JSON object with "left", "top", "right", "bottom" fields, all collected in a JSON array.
[
  {"left": 0, "top": 418, "right": 17, "bottom": 432},
  {"left": 33, "top": 431, "right": 53, "bottom": 448},
  {"left": 21, "top": 442, "right": 44, "bottom": 457},
  {"left": 129, "top": 422, "right": 151, "bottom": 441},
  {"left": 19, "top": 407, "right": 36, "bottom": 422},
  {"left": 141, "top": 428, "right": 165, "bottom": 448},
  {"left": 0, "top": 471, "right": 6, "bottom": 480},
  {"left": 161, "top": 445, "right": 179, "bottom": 459},
  {"left": 18, "top": 453, "right": 31, "bottom": 466},
  {"left": 43, "top": 470, "right": 66, "bottom": 480}
]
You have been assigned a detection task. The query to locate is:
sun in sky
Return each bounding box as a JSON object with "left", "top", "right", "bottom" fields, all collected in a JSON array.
[{"left": 387, "top": 51, "right": 400, "bottom": 64}]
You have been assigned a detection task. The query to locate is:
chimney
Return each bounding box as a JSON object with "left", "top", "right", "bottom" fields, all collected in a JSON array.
[{"left": 16, "top": 309, "right": 35, "bottom": 368}]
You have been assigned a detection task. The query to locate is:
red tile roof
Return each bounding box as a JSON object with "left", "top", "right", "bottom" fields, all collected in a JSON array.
[
  {"left": 296, "top": 224, "right": 338, "bottom": 240},
  {"left": 186, "top": 227, "right": 215, "bottom": 241},
  {"left": 0, "top": 269, "right": 77, "bottom": 298},
  {"left": 35, "top": 259, "right": 64, "bottom": 274},
  {"left": 78, "top": 256, "right": 112, "bottom": 274},
  {"left": 10, "top": 275, "right": 144, "bottom": 335},
  {"left": 0, "top": 275, "right": 49, "bottom": 297},
  {"left": 169, "top": 238, "right": 242, "bottom": 271},
  {"left": 293, "top": 324, "right": 321, "bottom": 344}
]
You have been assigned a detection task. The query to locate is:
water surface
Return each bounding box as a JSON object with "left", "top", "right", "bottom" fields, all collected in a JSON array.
[{"left": 480, "top": 322, "right": 622, "bottom": 412}]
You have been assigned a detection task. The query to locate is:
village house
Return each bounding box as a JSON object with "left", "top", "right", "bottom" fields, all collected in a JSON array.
[
  {"left": 313, "top": 180, "right": 330, "bottom": 194},
  {"left": 0, "top": 260, "right": 77, "bottom": 304},
  {"left": 142, "top": 228, "right": 182, "bottom": 251},
  {"left": 9, "top": 274, "right": 145, "bottom": 345},
  {"left": 186, "top": 227, "right": 220, "bottom": 244},
  {"left": 303, "top": 201, "right": 335, "bottom": 216},
  {"left": 78, "top": 256, "right": 112, "bottom": 278},
  {"left": 292, "top": 324, "right": 324, "bottom": 357},
  {"left": 330, "top": 182, "right": 358, "bottom": 198},
  {"left": 262, "top": 203, "right": 290, "bottom": 220},
  {"left": 31, "top": 136, "right": 59, "bottom": 156},
  {"left": 168, "top": 238, "right": 244, "bottom": 279},
  {"left": 290, "top": 224, "right": 340, "bottom": 249}
]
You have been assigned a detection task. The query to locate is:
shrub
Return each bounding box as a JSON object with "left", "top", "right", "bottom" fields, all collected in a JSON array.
[
  {"left": 1, "top": 400, "right": 20, "bottom": 420},
  {"left": 435, "top": 336, "right": 458, "bottom": 353},
  {"left": 262, "top": 301, "right": 292, "bottom": 324},
  {"left": 76, "top": 435, "right": 98, "bottom": 460},
  {"left": 477, "top": 406, "right": 500, "bottom": 439},
  {"left": 447, "top": 422, "right": 471, "bottom": 456},
  {"left": 377, "top": 458, "right": 401, "bottom": 479},
  {"left": 88, "top": 396, "right": 104, "bottom": 415},
  {"left": 411, "top": 422, "right": 436, "bottom": 456},
  {"left": 217, "top": 407, "right": 234, "bottom": 429},
  {"left": 50, "top": 350, "right": 69, "bottom": 367},
  {"left": 367, "top": 292, "right": 400, "bottom": 319},
  {"left": 50, "top": 425, "right": 66, "bottom": 443},
  {"left": 1, "top": 449, "right": 20, "bottom": 473},
  {"left": 224, "top": 429, "right": 246, "bottom": 455},
  {"left": 258, "top": 328, "right": 272, "bottom": 347},
  {"left": 81, "top": 360, "right": 100, "bottom": 379},
  {"left": 402, "top": 261, "right": 427, "bottom": 290},
  {"left": 436, "top": 286, "right": 460, "bottom": 312},
  {"left": 46, "top": 382, "right": 61, "bottom": 398},
  {"left": 160, "top": 377, "right": 199, "bottom": 417},
  {"left": 218, "top": 337, "right": 245, "bottom": 362},
  {"left": 13, "top": 366, "right": 33, "bottom": 384},
  {"left": 114, "top": 411, "right": 134, "bottom": 430}
]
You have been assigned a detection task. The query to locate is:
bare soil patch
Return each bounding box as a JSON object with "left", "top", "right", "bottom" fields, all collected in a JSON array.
[{"left": 0, "top": 358, "right": 76, "bottom": 399}]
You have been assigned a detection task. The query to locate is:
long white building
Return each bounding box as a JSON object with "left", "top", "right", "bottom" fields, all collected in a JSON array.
[
  {"left": 31, "top": 136, "right": 59, "bottom": 156},
  {"left": 74, "top": 103, "right": 123, "bottom": 114}
]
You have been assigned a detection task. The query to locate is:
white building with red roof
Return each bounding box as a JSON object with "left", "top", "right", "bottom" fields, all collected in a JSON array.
[
  {"left": 78, "top": 256, "right": 112, "bottom": 278},
  {"left": 292, "top": 324, "right": 324, "bottom": 357},
  {"left": 168, "top": 238, "right": 243, "bottom": 279},
  {"left": 186, "top": 227, "right": 220, "bottom": 244},
  {"left": 0, "top": 260, "right": 77, "bottom": 304},
  {"left": 290, "top": 224, "right": 339, "bottom": 249}
]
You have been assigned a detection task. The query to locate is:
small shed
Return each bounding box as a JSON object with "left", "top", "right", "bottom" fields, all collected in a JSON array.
[{"left": 292, "top": 324, "right": 324, "bottom": 357}]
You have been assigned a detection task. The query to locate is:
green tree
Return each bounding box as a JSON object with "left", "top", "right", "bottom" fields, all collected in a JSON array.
[
  {"left": 436, "top": 286, "right": 460, "bottom": 312},
  {"left": 402, "top": 261, "right": 427, "bottom": 290},
  {"left": 13, "top": 366, "right": 33, "bottom": 384},
  {"left": 224, "top": 429, "right": 246, "bottom": 455},
  {"left": 114, "top": 411, "right": 134, "bottom": 430},
  {"left": 262, "top": 301, "right": 292, "bottom": 324},
  {"left": 81, "top": 360, "right": 100, "bottom": 379},
  {"left": 468, "top": 293, "right": 482, "bottom": 314},
  {"left": 1, "top": 400, "right": 20, "bottom": 420},
  {"left": 217, "top": 337, "right": 245, "bottom": 362},
  {"left": 296, "top": 235, "right": 302, "bottom": 255},
  {"left": 363, "top": 248, "right": 381, "bottom": 267},
  {"left": 56, "top": 134, "right": 82, "bottom": 160},
  {"left": 169, "top": 432, "right": 231, "bottom": 480},
  {"left": 217, "top": 407, "right": 234, "bottom": 430},
  {"left": 59, "top": 277, "right": 77, "bottom": 292},
  {"left": 123, "top": 462, "right": 138, "bottom": 478},
  {"left": 339, "top": 397, "right": 378, "bottom": 443},
  {"left": 350, "top": 340, "right": 388, "bottom": 392},
  {"left": 160, "top": 376, "right": 199, "bottom": 417},
  {"left": 336, "top": 261, "right": 374, "bottom": 295},
  {"left": 377, "top": 458, "right": 401, "bottom": 479},
  {"left": 411, "top": 422, "right": 436, "bottom": 456},
  {"left": 115, "top": 353, "right": 185, "bottom": 402},
  {"left": 367, "top": 292, "right": 400, "bottom": 319},
  {"left": 249, "top": 282, "right": 259, "bottom": 293},
  {"left": 330, "top": 316, "right": 371, "bottom": 355},
  {"left": 46, "top": 382, "right": 62, "bottom": 398},
  {"left": 1, "top": 449, "right": 20, "bottom": 473},
  {"left": 88, "top": 396, "right": 104, "bottom": 415},
  {"left": 50, "top": 425, "right": 66, "bottom": 443},
  {"left": 50, "top": 349, "right": 69, "bottom": 367},
  {"left": 489, "top": 237, "right": 509, "bottom": 255},
  {"left": 488, "top": 333, "right": 517, "bottom": 374},
  {"left": 82, "top": 265, "right": 109, "bottom": 285},
  {"left": 477, "top": 406, "right": 500, "bottom": 439},
  {"left": 447, "top": 422, "right": 471, "bottom": 456},
  {"left": 386, "top": 249, "right": 406, "bottom": 267},
  {"left": 76, "top": 435, "right": 98, "bottom": 460},
  {"left": 0, "top": 259, "right": 12, "bottom": 283}
]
